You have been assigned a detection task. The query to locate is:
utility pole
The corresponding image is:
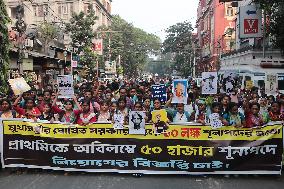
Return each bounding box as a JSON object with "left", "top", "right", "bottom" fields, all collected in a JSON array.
[
  {"left": 15, "top": 3, "right": 27, "bottom": 75},
  {"left": 263, "top": 9, "right": 266, "bottom": 58}
]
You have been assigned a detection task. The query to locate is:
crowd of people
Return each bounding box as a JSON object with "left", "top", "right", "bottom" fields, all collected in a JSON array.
[{"left": 0, "top": 77, "right": 284, "bottom": 128}]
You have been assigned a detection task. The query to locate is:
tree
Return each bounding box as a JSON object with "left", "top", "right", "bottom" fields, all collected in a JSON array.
[
  {"left": 99, "top": 15, "right": 161, "bottom": 78},
  {"left": 162, "top": 21, "right": 194, "bottom": 77},
  {"left": 38, "top": 22, "right": 59, "bottom": 53},
  {"left": 65, "top": 5, "right": 98, "bottom": 68},
  {"left": 0, "top": 0, "right": 10, "bottom": 93},
  {"left": 254, "top": 0, "right": 284, "bottom": 53}
]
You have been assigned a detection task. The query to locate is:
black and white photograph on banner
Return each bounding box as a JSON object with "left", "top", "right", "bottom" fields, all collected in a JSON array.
[
  {"left": 129, "top": 111, "right": 146, "bottom": 134},
  {"left": 57, "top": 75, "right": 74, "bottom": 99},
  {"left": 202, "top": 72, "right": 218, "bottom": 94}
]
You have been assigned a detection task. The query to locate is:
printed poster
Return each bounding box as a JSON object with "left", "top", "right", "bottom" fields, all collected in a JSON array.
[
  {"left": 57, "top": 75, "right": 74, "bottom": 99},
  {"left": 202, "top": 72, "right": 218, "bottom": 94},
  {"left": 129, "top": 111, "right": 146, "bottom": 135},
  {"left": 221, "top": 72, "right": 238, "bottom": 94},
  {"left": 245, "top": 80, "right": 254, "bottom": 90},
  {"left": 151, "top": 85, "right": 167, "bottom": 103},
  {"left": 151, "top": 109, "right": 169, "bottom": 134},
  {"left": 113, "top": 113, "right": 124, "bottom": 130},
  {"left": 8, "top": 77, "right": 31, "bottom": 95},
  {"left": 265, "top": 74, "right": 277, "bottom": 95},
  {"left": 172, "top": 79, "right": 188, "bottom": 104}
]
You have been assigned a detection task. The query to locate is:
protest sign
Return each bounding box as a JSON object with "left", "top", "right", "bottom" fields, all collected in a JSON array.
[
  {"left": 221, "top": 72, "right": 238, "bottom": 94},
  {"left": 113, "top": 113, "right": 124, "bottom": 129},
  {"left": 172, "top": 79, "right": 188, "bottom": 104},
  {"left": 1, "top": 119, "right": 282, "bottom": 175},
  {"left": 129, "top": 111, "right": 146, "bottom": 135},
  {"left": 265, "top": 75, "right": 277, "bottom": 95},
  {"left": 8, "top": 77, "right": 31, "bottom": 95},
  {"left": 152, "top": 109, "right": 169, "bottom": 134},
  {"left": 202, "top": 72, "right": 218, "bottom": 94},
  {"left": 57, "top": 75, "right": 74, "bottom": 99},
  {"left": 151, "top": 85, "right": 167, "bottom": 102}
]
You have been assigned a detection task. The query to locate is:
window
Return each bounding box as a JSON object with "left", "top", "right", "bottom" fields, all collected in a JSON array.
[
  {"left": 62, "top": 4, "right": 68, "bottom": 14},
  {"left": 33, "top": 6, "right": 37, "bottom": 16},
  {"left": 58, "top": 4, "right": 61, "bottom": 14},
  {"left": 69, "top": 3, "right": 74, "bottom": 14},
  {"left": 226, "top": 6, "right": 234, "bottom": 17},
  {"left": 38, "top": 5, "right": 44, "bottom": 17},
  {"left": 10, "top": 7, "right": 17, "bottom": 19},
  {"left": 84, "top": 3, "right": 89, "bottom": 14},
  {"left": 107, "top": 2, "right": 111, "bottom": 13}
]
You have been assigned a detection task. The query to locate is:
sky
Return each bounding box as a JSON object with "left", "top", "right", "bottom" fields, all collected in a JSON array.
[{"left": 111, "top": 0, "right": 199, "bottom": 41}]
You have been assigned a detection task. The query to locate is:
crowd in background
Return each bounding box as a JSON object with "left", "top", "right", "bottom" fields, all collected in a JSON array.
[{"left": 0, "top": 77, "right": 283, "bottom": 128}]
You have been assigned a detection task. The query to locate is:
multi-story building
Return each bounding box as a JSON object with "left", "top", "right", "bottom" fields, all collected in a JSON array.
[
  {"left": 4, "top": 0, "right": 112, "bottom": 85},
  {"left": 195, "top": 0, "right": 237, "bottom": 75},
  {"left": 5, "top": 0, "right": 112, "bottom": 43},
  {"left": 219, "top": 0, "right": 284, "bottom": 92}
]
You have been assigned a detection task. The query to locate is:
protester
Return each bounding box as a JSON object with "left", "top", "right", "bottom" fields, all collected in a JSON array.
[
  {"left": 76, "top": 99, "right": 97, "bottom": 126},
  {"left": 97, "top": 101, "right": 111, "bottom": 122},
  {"left": 223, "top": 102, "right": 245, "bottom": 128},
  {"left": 0, "top": 99, "right": 18, "bottom": 118},
  {"left": 268, "top": 101, "right": 284, "bottom": 121},
  {"left": 52, "top": 96, "right": 81, "bottom": 124},
  {"left": 38, "top": 103, "right": 58, "bottom": 122},
  {"left": 172, "top": 103, "right": 191, "bottom": 123},
  {"left": 245, "top": 102, "right": 269, "bottom": 128},
  {"left": 13, "top": 94, "right": 41, "bottom": 120}
]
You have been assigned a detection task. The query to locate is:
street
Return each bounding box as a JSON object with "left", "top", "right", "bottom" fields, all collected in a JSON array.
[{"left": 0, "top": 169, "right": 283, "bottom": 189}]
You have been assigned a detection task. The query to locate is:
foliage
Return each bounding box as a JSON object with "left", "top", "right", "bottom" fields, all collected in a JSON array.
[
  {"left": 38, "top": 22, "right": 58, "bottom": 43},
  {"left": 162, "top": 21, "right": 194, "bottom": 77},
  {"left": 254, "top": 0, "right": 284, "bottom": 53},
  {"left": 99, "top": 15, "right": 161, "bottom": 78},
  {"left": 65, "top": 5, "right": 98, "bottom": 67},
  {"left": 0, "top": 0, "right": 11, "bottom": 93}
]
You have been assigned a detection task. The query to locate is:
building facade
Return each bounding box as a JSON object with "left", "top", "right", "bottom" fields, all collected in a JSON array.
[
  {"left": 219, "top": 0, "right": 284, "bottom": 91},
  {"left": 195, "top": 0, "right": 237, "bottom": 76},
  {"left": 4, "top": 0, "right": 112, "bottom": 86}
]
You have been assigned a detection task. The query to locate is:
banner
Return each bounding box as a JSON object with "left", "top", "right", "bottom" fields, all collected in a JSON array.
[
  {"left": 172, "top": 79, "right": 188, "bottom": 104},
  {"left": 92, "top": 39, "right": 103, "bottom": 55},
  {"left": 8, "top": 77, "right": 31, "bottom": 95},
  {"left": 0, "top": 119, "right": 283, "bottom": 175},
  {"left": 57, "top": 75, "right": 74, "bottom": 99},
  {"left": 151, "top": 85, "right": 167, "bottom": 103}
]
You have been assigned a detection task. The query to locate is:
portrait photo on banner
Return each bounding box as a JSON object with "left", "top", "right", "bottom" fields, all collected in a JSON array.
[
  {"left": 202, "top": 72, "right": 218, "bottom": 94},
  {"left": 113, "top": 113, "right": 124, "bottom": 129},
  {"left": 129, "top": 111, "right": 146, "bottom": 135},
  {"left": 57, "top": 75, "right": 74, "bottom": 99},
  {"left": 8, "top": 77, "right": 31, "bottom": 95},
  {"left": 172, "top": 79, "right": 188, "bottom": 104},
  {"left": 151, "top": 109, "right": 169, "bottom": 134}
]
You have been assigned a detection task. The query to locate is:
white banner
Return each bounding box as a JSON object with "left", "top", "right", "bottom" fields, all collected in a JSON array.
[
  {"left": 202, "top": 72, "right": 218, "bottom": 94},
  {"left": 57, "top": 75, "right": 74, "bottom": 99}
]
